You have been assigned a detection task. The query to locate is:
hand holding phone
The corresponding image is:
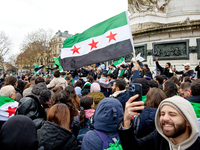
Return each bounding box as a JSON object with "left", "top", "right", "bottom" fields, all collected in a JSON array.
[
  {"left": 129, "top": 83, "right": 143, "bottom": 113},
  {"left": 123, "top": 94, "right": 144, "bottom": 128}
]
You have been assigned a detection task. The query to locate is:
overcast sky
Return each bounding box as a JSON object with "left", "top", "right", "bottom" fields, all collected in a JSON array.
[{"left": 0, "top": 0, "right": 128, "bottom": 61}]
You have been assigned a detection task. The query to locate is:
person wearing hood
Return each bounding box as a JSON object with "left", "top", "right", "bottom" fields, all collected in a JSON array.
[
  {"left": 81, "top": 98, "right": 124, "bottom": 150},
  {"left": 37, "top": 103, "right": 79, "bottom": 150},
  {"left": 28, "top": 82, "right": 47, "bottom": 99},
  {"left": 88, "top": 82, "right": 105, "bottom": 108},
  {"left": 140, "top": 64, "right": 152, "bottom": 79},
  {"left": 155, "top": 56, "right": 173, "bottom": 78},
  {"left": 0, "top": 115, "right": 39, "bottom": 150},
  {"left": 110, "top": 79, "right": 129, "bottom": 110},
  {"left": 118, "top": 95, "right": 200, "bottom": 150},
  {"left": 15, "top": 95, "right": 47, "bottom": 129}
]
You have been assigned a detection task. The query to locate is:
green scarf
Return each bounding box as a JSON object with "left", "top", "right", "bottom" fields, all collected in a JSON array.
[
  {"left": 70, "top": 78, "right": 74, "bottom": 84},
  {"left": 190, "top": 102, "right": 200, "bottom": 118},
  {"left": 119, "top": 69, "right": 125, "bottom": 76}
]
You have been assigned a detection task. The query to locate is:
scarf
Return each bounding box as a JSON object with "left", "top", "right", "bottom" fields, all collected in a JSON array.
[
  {"left": 110, "top": 89, "right": 126, "bottom": 98},
  {"left": 118, "top": 69, "right": 125, "bottom": 76},
  {"left": 84, "top": 109, "right": 95, "bottom": 119},
  {"left": 108, "top": 68, "right": 115, "bottom": 74}
]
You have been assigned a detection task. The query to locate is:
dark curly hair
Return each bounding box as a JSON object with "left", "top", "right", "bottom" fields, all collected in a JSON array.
[{"left": 51, "top": 90, "right": 78, "bottom": 123}]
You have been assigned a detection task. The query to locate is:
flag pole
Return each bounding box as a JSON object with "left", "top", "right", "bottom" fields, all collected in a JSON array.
[{"left": 133, "top": 52, "right": 137, "bottom": 64}]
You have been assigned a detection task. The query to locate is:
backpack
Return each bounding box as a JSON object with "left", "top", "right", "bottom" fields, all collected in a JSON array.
[
  {"left": 94, "top": 129, "right": 123, "bottom": 150},
  {"left": 77, "top": 117, "right": 93, "bottom": 144}
]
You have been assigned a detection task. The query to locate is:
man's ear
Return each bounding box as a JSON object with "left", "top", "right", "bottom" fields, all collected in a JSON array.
[
  {"left": 116, "top": 87, "right": 120, "bottom": 91},
  {"left": 10, "top": 93, "right": 14, "bottom": 99},
  {"left": 188, "top": 89, "right": 192, "bottom": 95}
]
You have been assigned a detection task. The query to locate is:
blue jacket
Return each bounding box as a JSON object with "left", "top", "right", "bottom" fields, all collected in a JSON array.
[
  {"left": 133, "top": 107, "right": 157, "bottom": 138},
  {"left": 81, "top": 98, "right": 124, "bottom": 150},
  {"left": 187, "top": 95, "right": 200, "bottom": 103},
  {"left": 115, "top": 90, "right": 130, "bottom": 110}
]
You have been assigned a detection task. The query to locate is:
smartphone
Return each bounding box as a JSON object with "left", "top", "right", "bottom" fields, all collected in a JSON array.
[
  {"left": 129, "top": 83, "right": 143, "bottom": 113},
  {"left": 174, "top": 65, "right": 175, "bottom": 67}
]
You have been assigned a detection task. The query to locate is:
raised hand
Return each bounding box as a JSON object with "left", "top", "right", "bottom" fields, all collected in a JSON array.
[{"left": 123, "top": 94, "right": 144, "bottom": 128}]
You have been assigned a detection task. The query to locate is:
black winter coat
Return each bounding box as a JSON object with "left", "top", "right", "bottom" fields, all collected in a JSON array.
[
  {"left": 117, "top": 124, "right": 200, "bottom": 150},
  {"left": 115, "top": 90, "right": 130, "bottom": 110},
  {"left": 37, "top": 121, "right": 79, "bottom": 150},
  {"left": 133, "top": 107, "right": 157, "bottom": 138},
  {"left": 124, "top": 69, "right": 132, "bottom": 79},
  {"left": 156, "top": 62, "right": 173, "bottom": 78},
  {"left": 140, "top": 69, "right": 152, "bottom": 79},
  {"left": 195, "top": 66, "right": 200, "bottom": 79},
  {"left": 175, "top": 69, "right": 194, "bottom": 77}
]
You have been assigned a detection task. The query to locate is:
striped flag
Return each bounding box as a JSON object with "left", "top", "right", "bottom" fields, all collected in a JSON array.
[
  {"left": 0, "top": 97, "right": 18, "bottom": 121},
  {"left": 34, "top": 64, "right": 44, "bottom": 75},
  {"left": 60, "top": 11, "right": 134, "bottom": 70},
  {"left": 113, "top": 57, "right": 125, "bottom": 68}
]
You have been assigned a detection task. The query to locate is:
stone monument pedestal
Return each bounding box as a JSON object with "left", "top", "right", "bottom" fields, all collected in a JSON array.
[{"left": 128, "top": 0, "right": 200, "bottom": 77}]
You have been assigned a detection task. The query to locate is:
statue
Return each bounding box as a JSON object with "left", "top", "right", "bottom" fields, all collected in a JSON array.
[{"left": 128, "top": 0, "right": 170, "bottom": 14}]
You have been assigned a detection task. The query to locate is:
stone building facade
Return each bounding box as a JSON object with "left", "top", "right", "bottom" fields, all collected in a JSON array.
[
  {"left": 48, "top": 30, "right": 73, "bottom": 68},
  {"left": 126, "top": 0, "right": 200, "bottom": 74}
]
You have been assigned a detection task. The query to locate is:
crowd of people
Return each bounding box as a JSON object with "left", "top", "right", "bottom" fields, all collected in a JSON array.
[{"left": 0, "top": 57, "right": 200, "bottom": 150}]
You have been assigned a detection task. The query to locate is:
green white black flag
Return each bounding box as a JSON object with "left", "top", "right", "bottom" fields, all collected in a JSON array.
[{"left": 60, "top": 11, "right": 134, "bottom": 70}]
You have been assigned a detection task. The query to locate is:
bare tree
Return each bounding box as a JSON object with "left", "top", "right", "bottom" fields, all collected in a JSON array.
[
  {"left": 0, "top": 31, "right": 12, "bottom": 72},
  {"left": 18, "top": 28, "right": 53, "bottom": 73},
  {"left": 7, "top": 54, "right": 18, "bottom": 73}
]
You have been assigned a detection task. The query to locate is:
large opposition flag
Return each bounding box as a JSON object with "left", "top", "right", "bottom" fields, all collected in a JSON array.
[{"left": 60, "top": 11, "right": 134, "bottom": 70}]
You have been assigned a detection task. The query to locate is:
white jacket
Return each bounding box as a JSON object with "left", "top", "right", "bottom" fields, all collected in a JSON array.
[{"left": 47, "top": 77, "right": 68, "bottom": 89}]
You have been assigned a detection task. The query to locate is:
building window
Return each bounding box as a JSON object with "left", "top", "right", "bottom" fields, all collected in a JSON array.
[
  {"left": 59, "top": 44, "right": 62, "bottom": 48},
  {"left": 59, "top": 38, "right": 62, "bottom": 42}
]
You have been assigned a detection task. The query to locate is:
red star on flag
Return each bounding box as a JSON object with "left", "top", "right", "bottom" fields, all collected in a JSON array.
[
  {"left": 88, "top": 39, "right": 99, "bottom": 50},
  {"left": 71, "top": 45, "right": 81, "bottom": 54},
  {"left": 106, "top": 31, "right": 117, "bottom": 42},
  {"left": 5, "top": 106, "right": 17, "bottom": 117}
]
